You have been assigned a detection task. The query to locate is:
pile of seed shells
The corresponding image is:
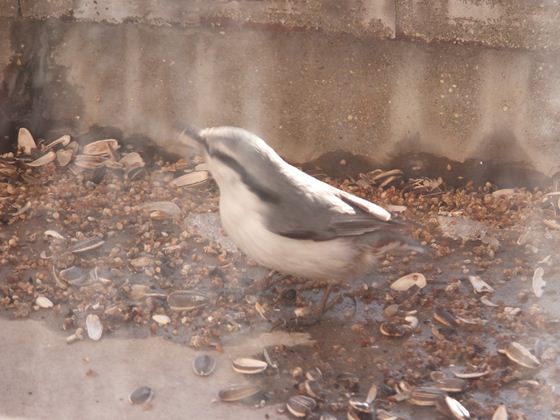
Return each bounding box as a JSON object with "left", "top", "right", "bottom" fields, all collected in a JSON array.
[{"left": 1, "top": 129, "right": 560, "bottom": 418}]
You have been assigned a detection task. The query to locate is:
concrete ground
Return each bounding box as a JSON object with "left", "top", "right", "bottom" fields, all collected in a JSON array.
[{"left": 0, "top": 317, "right": 312, "bottom": 420}]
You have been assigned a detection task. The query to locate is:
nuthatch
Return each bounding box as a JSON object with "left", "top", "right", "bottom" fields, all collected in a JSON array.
[{"left": 181, "top": 126, "right": 422, "bottom": 316}]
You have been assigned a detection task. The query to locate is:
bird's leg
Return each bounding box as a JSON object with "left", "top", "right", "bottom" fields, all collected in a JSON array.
[
  {"left": 249, "top": 271, "right": 283, "bottom": 293},
  {"left": 318, "top": 283, "right": 334, "bottom": 314}
]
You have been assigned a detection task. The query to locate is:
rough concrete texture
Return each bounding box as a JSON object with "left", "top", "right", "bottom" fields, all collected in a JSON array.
[
  {"left": 4, "top": 20, "right": 559, "bottom": 177},
  {"left": 0, "top": 318, "right": 313, "bottom": 419},
  {"left": 20, "top": 0, "right": 73, "bottom": 19},
  {"left": 396, "top": 0, "right": 560, "bottom": 50},
  {"left": 0, "top": 0, "right": 18, "bottom": 18},
  {"left": 10, "top": 0, "right": 560, "bottom": 51},
  {"left": 70, "top": 0, "right": 397, "bottom": 40}
]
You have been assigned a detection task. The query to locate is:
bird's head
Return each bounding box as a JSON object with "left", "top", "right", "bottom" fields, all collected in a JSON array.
[{"left": 179, "top": 126, "right": 283, "bottom": 201}]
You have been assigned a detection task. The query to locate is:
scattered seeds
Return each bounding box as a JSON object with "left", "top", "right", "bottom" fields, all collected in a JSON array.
[
  {"left": 18, "top": 128, "right": 37, "bottom": 154},
  {"left": 44, "top": 230, "right": 65, "bottom": 240},
  {"left": 83, "top": 139, "right": 119, "bottom": 156},
  {"left": 437, "top": 396, "right": 470, "bottom": 419},
  {"left": 452, "top": 370, "right": 489, "bottom": 379},
  {"left": 433, "top": 307, "right": 459, "bottom": 328},
  {"left": 69, "top": 236, "right": 105, "bottom": 254},
  {"left": 27, "top": 151, "right": 56, "bottom": 167},
  {"left": 379, "top": 321, "right": 410, "bottom": 337},
  {"left": 499, "top": 342, "right": 541, "bottom": 369},
  {"left": 170, "top": 171, "right": 209, "bottom": 187},
  {"left": 480, "top": 296, "right": 498, "bottom": 307},
  {"left": 35, "top": 296, "right": 54, "bottom": 309},
  {"left": 128, "top": 386, "right": 154, "bottom": 405},
  {"left": 408, "top": 386, "right": 446, "bottom": 406},
  {"left": 142, "top": 201, "right": 181, "bottom": 219},
  {"left": 86, "top": 314, "right": 103, "bottom": 341},
  {"left": 492, "top": 404, "right": 508, "bottom": 420},
  {"left": 218, "top": 384, "right": 260, "bottom": 402},
  {"left": 59, "top": 266, "right": 90, "bottom": 287},
  {"left": 192, "top": 354, "right": 216, "bottom": 377},
  {"left": 167, "top": 290, "right": 209, "bottom": 311},
  {"left": 468, "top": 276, "right": 495, "bottom": 293},
  {"left": 152, "top": 314, "right": 171, "bottom": 326},
  {"left": 232, "top": 358, "right": 267, "bottom": 375},
  {"left": 130, "top": 256, "right": 153, "bottom": 269},
  {"left": 304, "top": 380, "right": 323, "bottom": 399},
  {"left": 286, "top": 395, "right": 317, "bottom": 417},
  {"left": 56, "top": 149, "right": 74, "bottom": 166},
  {"left": 43, "top": 134, "right": 71, "bottom": 151},
  {"left": 532, "top": 267, "right": 545, "bottom": 298},
  {"left": 390, "top": 272, "right": 426, "bottom": 291}
]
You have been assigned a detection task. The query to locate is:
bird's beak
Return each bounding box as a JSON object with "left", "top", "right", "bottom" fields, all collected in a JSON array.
[{"left": 178, "top": 126, "right": 208, "bottom": 153}]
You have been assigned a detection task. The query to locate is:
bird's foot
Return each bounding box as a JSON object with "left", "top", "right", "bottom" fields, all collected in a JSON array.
[{"left": 271, "top": 292, "right": 356, "bottom": 331}]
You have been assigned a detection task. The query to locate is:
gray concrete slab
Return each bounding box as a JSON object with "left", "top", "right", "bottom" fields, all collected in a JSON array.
[
  {"left": 0, "top": 318, "right": 312, "bottom": 420},
  {"left": 396, "top": 0, "right": 560, "bottom": 50}
]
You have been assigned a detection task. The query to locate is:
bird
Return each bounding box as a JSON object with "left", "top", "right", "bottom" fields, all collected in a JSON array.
[{"left": 180, "top": 126, "right": 423, "bottom": 319}]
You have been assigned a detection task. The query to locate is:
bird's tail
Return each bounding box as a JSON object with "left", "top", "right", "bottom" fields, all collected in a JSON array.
[{"left": 360, "top": 222, "right": 427, "bottom": 256}]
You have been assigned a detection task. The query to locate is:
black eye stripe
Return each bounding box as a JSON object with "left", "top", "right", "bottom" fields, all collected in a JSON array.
[{"left": 210, "top": 149, "right": 281, "bottom": 204}]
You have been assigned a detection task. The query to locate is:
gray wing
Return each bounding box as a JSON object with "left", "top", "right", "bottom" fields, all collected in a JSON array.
[{"left": 263, "top": 168, "right": 393, "bottom": 241}]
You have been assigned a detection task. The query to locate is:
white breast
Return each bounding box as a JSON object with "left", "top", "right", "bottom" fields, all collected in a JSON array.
[{"left": 218, "top": 186, "right": 360, "bottom": 281}]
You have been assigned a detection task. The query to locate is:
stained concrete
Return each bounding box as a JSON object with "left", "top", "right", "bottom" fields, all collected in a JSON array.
[
  {"left": 1, "top": 1, "right": 560, "bottom": 177},
  {"left": 0, "top": 317, "right": 314, "bottom": 420}
]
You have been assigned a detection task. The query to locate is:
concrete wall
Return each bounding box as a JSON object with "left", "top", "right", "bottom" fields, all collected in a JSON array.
[{"left": 1, "top": 0, "right": 560, "bottom": 180}]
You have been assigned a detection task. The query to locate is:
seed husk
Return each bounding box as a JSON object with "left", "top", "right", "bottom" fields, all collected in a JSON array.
[
  {"left": 468, "top": 275, "right": 495, "bottom": 293},
  {"left": 433, "top": 378, "right": 466, "bottom": 393},
  {"left": 349, "top": 397, "right": 373, "bottom": 413},
  {"left": 128, "top": 386, "right": 154, "bottom": 405},
  {"left": 433, "top": 307, "right": 459, "bottom": 328},
  {"left": 119, "top": 152, "right": 145, "bottom": 168},
  {"left": 43, "top": 134, "right": 71, "bottom": 151},
  {"left": 69, "top": 236, "right": 104, "bottom": 253},
  {"left": 167, "top": 290, "right": 209, "bottom": 311},
  {"left": 192, "top": 354, "right": 216, "bottom": 376},
  {"left": 263, "top": 347, "right": 278, "bottom": 369},
  {"left": 74, "top": 154, "right": 106, "bottom": 169},
  {"left": 126, "top": 166, "right": 146, "bottom": 181},
  {"left": 85, "top": 314, "right": 103, "bottom": 341},
  {"left": 366, "top": 384, "right": 378, "bottom": 404},
  {"left": 480, "top": 296, "right": 498, "bottom": 307},
  {"left": 286, "top": 395, "right": 317, "bottom": 417},
  {"left": 390, "top": 272, "right": 426, "bottom": 291},
  {"left": 152, "top": 314, "right": 171, "bottom": 326},
  {"left": 27, "top": 151, "right": 56, "bottom": 167},
  {"left": 218, "top": 383, "right": 260, "bottom": 402},
  {"left": 320, "top": 413, "right": 337, "bottom": 420},
  {"left": 18, "top": 128, "right": 37, "bottom": 154},
  {"left": 83, "top": 139, "right": 120, "bottom": 156},
  {"left": 170, "top": 171, "right": 209, "bottom": 187},
  {"left": 142, "top": 201, "right": 181, "bottom": 219},
  {"left": 336, "top": 372, "right": 359, "bottom": 390},
  {"left": 452, "top": 370, "right": 489, "bottom": 379},
  {"left": 130, "top": 256, "right": 153, "bottom": 268},
  {"left": 499, "top": 342, "right": 541, "bottom": 369},
  {"left": 379, "top": 321, "right": 410, "bottom": 337},
  {"left": 56, "top": 149, "right": 74, "bottom": 167},
  {"left": 305, "top": 367, "right": 323, "bottom": 381},
  {"left": 532, "top": 267, "right": 545, "bottom": 298},
  {"left": 492, "top": 404, "right": 508, "bottom": 420},
  {"left": 304, "top": 380, "right": 323, "bottom": 399},
  {"left": 232, "top": 358, "right": 267, "bottom": 374},
  {"left": 59, "top": 266, "right": 90, "bottom": 286},
  {"left": 35, "top": 296, "right": 54, "bottom": 309},
  {"left": 436, "top": 396, "right": 470, "bottom": 419},
  {"left": 44, "top": 229, "right": 65, "bottom": 240},
  {"left": 408, "top": 386, "right": 446, "bottom": 406}
]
